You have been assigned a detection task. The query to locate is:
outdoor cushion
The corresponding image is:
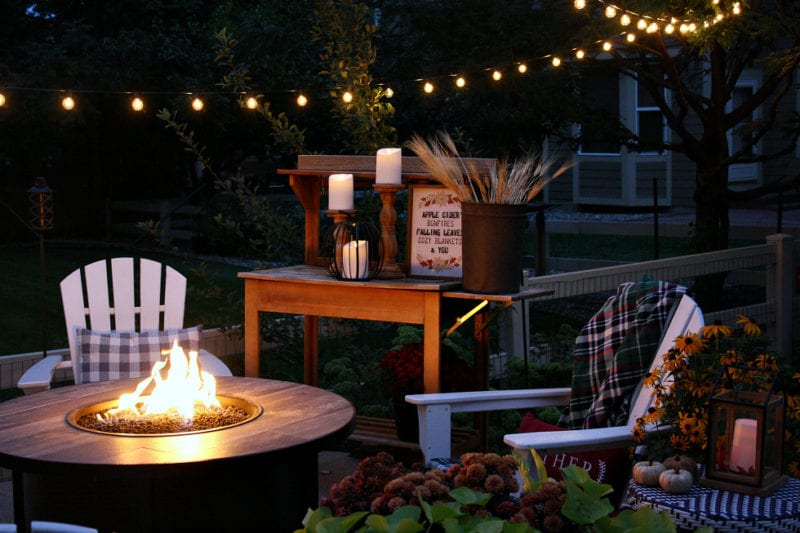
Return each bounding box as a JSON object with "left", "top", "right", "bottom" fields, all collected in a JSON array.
[
  {"left": 517, "top": 411, "right": 631, "bottom": 497},
  {"left": 76, "top": 325, "right": 202, "bottom": 383}
]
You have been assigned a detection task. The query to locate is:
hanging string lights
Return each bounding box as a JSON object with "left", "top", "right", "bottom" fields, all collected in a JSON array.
[{"left": 0, "top": 1, "right": 743, "bottom": 111}]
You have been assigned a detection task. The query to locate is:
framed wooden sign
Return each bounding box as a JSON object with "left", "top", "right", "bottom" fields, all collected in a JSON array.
[{"left": 406, "top": 185, "right": 462, "bottom": 278}]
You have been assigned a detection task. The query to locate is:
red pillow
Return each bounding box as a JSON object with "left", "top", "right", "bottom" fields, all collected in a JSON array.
[{"left": 517, "top": 412, "right": 630, "bottom": 492}]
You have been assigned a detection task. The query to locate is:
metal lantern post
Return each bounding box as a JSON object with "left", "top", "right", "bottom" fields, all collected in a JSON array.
[
  {"left": 27, "top": 177, "right": 54, "bottom": 357},
  {"left": 701, "top": 365, "right": 788, "bottom": 496}
]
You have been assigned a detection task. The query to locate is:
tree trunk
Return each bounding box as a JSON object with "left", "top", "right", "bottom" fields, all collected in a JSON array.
[{"left": 692, "top": 162, "right": 730, "bottom": 307}]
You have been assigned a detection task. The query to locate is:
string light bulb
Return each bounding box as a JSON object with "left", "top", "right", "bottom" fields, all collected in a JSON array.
[
  {"left": 574, "top": 0, "right": 586, "bottom": 8},
  {"left": 245, "top": 96, "right": 258, "bottom": 109},
  {"left": 130, "top": 96, "right": 144, "bottom": 112},
  {"left": 385, "top": 87, "right": 394, "bottom": 98},
  {"left": 296, "top": 94, "right": 308, "bottom": 107},
  {"left": 191, "top": 96, "right": 204, "bottom": 111},
  {"left": 423, "top": 81, "right": 434, "bottom": 94},
  {"left": 575, "top": 49, "right": 586, "bottom": 59},
  {"left": 605, "top": 5, "right": 616, "bottom": 18},
  {"left": 517, "top": 63, "right": 527, "bottom": 74},
  {"left": 551, "top": 56, "right": 561, "bottom": 67},
  {"left": 602, "top": 41, "right": 613, "bottom": 52},
  {"left": 342, "top": 91, "right": 353, "bottom": 103},
  {"left": 492, "top": 70, "right": 502, "bottom": 81},
  {"left": 647, "top": 22, "right": 659, "bottom": 33},
  {"left": 626, "top": 32, "right": 636, "bottom": 42},
  {"left": 665, "top": 23, "right": 675, "bottom": 34},
  {"left": 61, "top": 95, "right": 75, "bottom": 111},
  {"left": 0, "top": 92, "right": 5, "bottom": 107},
  {"left": 637, "top": 18, "right": 648, "bottom": 30},
  {"left": 455, "top": 76, "right": 466, "bottom": 88},
  {"left": 620, "top": 14, "right": 631, "bottom": 26}
]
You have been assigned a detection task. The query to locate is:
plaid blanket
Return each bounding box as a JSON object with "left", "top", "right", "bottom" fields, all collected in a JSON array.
[{"left": 558, "top": 279, "right": 686, "bottom": 430}]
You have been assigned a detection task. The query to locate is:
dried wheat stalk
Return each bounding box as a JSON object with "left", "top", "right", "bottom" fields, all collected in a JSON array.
[{"left": 405, "top": 131, "right": 572, "bottom": 204}]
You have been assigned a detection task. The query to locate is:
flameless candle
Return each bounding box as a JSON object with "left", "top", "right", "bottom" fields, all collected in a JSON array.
[
  {"left": 730, "top": 418, "right": 758, "bottom": 472},
  {"left": 375, "top": 147, "right": 402, "bottom": 185},
  {"left": 328, "top": 174, "right": 354, "bottom": 211},
  {"left": 342, "top": 240, "right": 369, "bottom": 279}
]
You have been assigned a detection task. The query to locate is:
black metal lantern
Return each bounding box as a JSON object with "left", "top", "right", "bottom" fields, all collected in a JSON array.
[
  {"left": 322, "top": 221, "right": 384, "bottom": 281},
  {"left": 701, "top": 365, "right": 787, "bottom": 496}
]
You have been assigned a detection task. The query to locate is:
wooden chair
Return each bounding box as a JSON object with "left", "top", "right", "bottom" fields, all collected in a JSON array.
[
  {"left": 406, "top": 292, "right": 703, "bottom": 465},
  {"left": 17, "top": 257, "right": 232, "bottom": 394}
]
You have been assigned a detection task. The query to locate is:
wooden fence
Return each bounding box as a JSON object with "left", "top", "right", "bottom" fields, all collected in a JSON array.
[{"left": 502, "top": 233, "right": 798, "bottom": 367}]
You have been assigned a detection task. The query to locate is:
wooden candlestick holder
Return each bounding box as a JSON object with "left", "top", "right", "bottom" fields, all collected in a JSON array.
[{"left": 373, "top": 184, "right": 406, "bottom": 278}]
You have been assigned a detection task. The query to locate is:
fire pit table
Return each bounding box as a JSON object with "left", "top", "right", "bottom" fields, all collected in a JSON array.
[{"left": 0, "top": 376, "right": 355, "bottom": 533}]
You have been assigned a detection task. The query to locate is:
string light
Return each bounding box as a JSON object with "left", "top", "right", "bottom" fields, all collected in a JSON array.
[
  {"left": 61, "top": 95, "right": 75, "bottom": 110},
  {"left": 130, "top": 96, "right": 144, "bottom": 112},
  {"left": 0, "top": 2, "right": 745, "bottom": 112}
]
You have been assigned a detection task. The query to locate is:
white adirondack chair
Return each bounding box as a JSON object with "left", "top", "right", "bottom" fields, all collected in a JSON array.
[
  {"left": 30, "top": 522, "right": 97, "bottom": 533},
  {"left": 17, "top": 257, "right": 232, "bottom": 394},
  {"left": 406, "top": 293, "right": 703, "bottom": 466}
]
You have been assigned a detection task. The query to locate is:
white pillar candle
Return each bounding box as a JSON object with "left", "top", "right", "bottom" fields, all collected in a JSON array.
[
  {"left": 342, "top": 240, "right": 369, "bottom": 279},
  {"left": 375, "top": 147, "right": 402, "bottom": 185},
  {"left": 328, "top": 174, "right": 354, "bottom": 211},
  {"left": 729, "top": 418, "right": 758, "bottom": 472}
]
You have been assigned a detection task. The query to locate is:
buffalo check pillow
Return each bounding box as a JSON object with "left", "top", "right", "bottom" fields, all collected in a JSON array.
[{"left": 76, "top": 325, "right": 202, "bottom": 383}]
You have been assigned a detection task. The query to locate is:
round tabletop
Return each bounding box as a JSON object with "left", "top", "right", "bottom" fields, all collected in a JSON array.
[{"left": 0, "top": 376, "right": 356, "bottom": 475}]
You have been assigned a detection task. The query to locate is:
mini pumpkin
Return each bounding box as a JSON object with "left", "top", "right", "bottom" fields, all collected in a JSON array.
[
  {"left": 632, "top": 459, "right": 665, "bottom": 486},
  {"left": 659, "top": 466, "right": 694, "bottom": 494},
  {"left": 662, "top": 454, "right": 698, "bottom": 479}
]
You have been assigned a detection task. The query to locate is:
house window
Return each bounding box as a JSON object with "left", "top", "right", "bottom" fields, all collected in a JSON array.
[
  {"left": 636, "top": 79, "right": 665, "bottom": 154},
  {"left": 728, "top": 79, "right": 760, "bottom": 184},
  {"left": 578, "top": 68, "right": 620, "bottom": 155}
]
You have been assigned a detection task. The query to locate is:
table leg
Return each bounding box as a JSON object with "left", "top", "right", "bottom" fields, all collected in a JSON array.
[
  {"left": 422, "top": 293, "right": 441, "bottom": 393},
  {"left": 474, "top": 311, "right": 490, "bottom": 452},
  {"left": 304, "top": 316, "right": 319, "bottom": 386},
  {"left": 244, "top": 279, "right": 260, "bottom": 377},
  {"left": 12, "top": 470, "right": 24, "bottom": 533}
]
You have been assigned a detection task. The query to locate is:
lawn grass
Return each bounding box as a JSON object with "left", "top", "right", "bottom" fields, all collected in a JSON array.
[{"left": 0, "top": 242, "right": 246, "bottom": 355}]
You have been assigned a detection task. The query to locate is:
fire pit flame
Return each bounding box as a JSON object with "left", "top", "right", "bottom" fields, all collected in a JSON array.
[{"left": 102, "top": 339, "right": 220, "bottom": 422}]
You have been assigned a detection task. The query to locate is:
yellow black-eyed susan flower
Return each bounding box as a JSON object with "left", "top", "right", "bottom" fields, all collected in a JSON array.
[
  {"left": 702, "top": 320, "right": 733, "bottom": 339},
  {"left": 675, "top": 332, "right": 705, "bottom": 355},
  {"left": 735, "top": 314, "right": 762, "bottom": 336}
]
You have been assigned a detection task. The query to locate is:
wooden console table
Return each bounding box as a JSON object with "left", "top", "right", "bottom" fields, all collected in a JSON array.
[{"left": 239, "top": 264, "right": 461, "bottom": 392}]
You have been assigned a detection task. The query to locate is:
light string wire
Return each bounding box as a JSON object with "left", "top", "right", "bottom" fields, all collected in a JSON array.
[{"left": 0, "top": 0, "right": 743, "bottom": 111}]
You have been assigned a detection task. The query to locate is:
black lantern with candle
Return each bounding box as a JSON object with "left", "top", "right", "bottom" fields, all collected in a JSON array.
[
  {"left": 321, "top": 220, "right": 384, "bottom": 281},
  {"left": 701, "top": 365, "right": 787, "bottom": 496}
]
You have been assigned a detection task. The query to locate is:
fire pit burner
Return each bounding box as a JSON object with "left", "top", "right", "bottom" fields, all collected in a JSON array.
[{"left": 66, "top": 395, "right": 262, "bottom": 436}]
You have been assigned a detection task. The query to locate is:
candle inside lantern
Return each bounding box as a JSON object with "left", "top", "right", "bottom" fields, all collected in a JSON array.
[
  {"left": 375, "top": 147, "right": 402, "bottom": 185},
  {"left": 729, "top": 418, "right": 758, "bottom": 472},
  {"left": 342, "top": 240, "right": 369, "bottom": 279},
  {"left": 329, "top": 174, "right": 354, "bottom": 211}
]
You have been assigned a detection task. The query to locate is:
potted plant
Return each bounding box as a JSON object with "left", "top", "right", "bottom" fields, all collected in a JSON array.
[
  {"left": 405, "top": 131, "right": 572, "bottom": 293},
  {"left": 633, "top": 314, "right": 800, "bottom": 475},
  {"left": 379, "top": 325, "right": 474, "bottom": 441}
]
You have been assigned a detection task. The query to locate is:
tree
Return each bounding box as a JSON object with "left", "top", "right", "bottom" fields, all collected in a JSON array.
[{"left": 568, "top": 0, "right": 800, "bottom": 253}]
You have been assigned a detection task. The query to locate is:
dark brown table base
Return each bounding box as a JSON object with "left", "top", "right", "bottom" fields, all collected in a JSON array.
[{"left": 0, "top": 377, "right": 355, "bottom": 533}]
